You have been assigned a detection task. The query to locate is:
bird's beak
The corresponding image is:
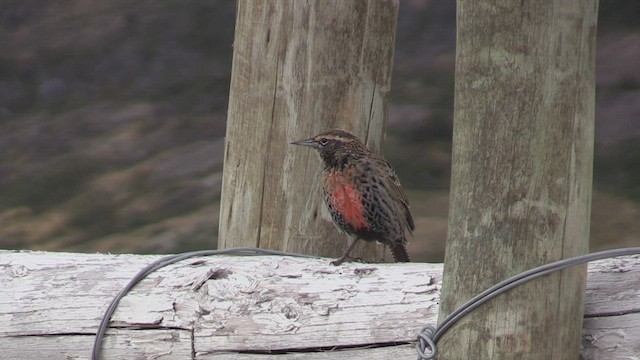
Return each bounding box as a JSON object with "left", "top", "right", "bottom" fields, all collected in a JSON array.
[{"left": 290, "top": 137, "right": 321, "bottom": 149}]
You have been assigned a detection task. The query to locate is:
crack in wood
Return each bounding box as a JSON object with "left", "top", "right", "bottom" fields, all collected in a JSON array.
[
  {"left": 11, "top": 332, "right": 95, "bottom": 337},
  {"left": 368, "top": 81, "right": 377, "bottom": 125},
  {"left": 191, "top": 267, "right": 233, "bottom": 291},
  {"left": 191, "top": 327, "right": 196, "bottom": 360},
  {"left": 108, "top": 325, "right": 192, "bottom": 331},
  {"left": 256, "top": 52, "right": 281, "bottom": 248},
  {"left": 353, "top": 266, "right": 378, "bottom": 276},
  {"left": 214, "top": 340, "right": 412, "bottom": 355},
  {"left": 584, "top": 308, "right": 640, "bottom": 318}
]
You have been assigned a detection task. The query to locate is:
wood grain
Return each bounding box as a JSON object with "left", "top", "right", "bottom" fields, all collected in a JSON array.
[
  {"left": 219, "top": 0, "right": 399, "bottom": 262},
  {"left": 0, "top": 250, "right": 638, "bottom": 359},
  {"left": 440, "top": 0, "right": 599, "bottom": 359}
]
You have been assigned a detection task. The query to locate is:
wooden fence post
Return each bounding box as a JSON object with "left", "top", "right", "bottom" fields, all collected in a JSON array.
[
  {"left": 219, "top": 0, "right": 399, "bottom": 261},
  {"left": 438, "top": 0, "right": 598, "bottom": 359}
]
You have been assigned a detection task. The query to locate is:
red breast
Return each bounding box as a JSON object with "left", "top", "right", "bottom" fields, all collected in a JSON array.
[{"left": 324, "top": 170, "right": 370, "bottom": 230}]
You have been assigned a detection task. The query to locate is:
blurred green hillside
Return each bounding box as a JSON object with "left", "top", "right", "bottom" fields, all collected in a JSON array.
[{"left": 1, "top": 1, "right": 639, "bottom": 261}]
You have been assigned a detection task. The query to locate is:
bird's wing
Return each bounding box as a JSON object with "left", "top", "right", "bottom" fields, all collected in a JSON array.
[{"left": 369, "top": 155, "right": 415, "bottom": 233}]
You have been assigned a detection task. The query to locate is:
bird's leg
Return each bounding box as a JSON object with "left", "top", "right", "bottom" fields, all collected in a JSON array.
[{"left": 331, "top": 237, "right": 361, "bottom": 266}]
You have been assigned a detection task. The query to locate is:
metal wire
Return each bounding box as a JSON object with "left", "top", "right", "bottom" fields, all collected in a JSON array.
[
  {"left": 416, "top": 247, "right": 640, "bottom": 359},
  {"left": 90, "top": 246, "right": 640, "bottom": 359},
  {"left": 91, "top": 247, "right": 318, "bottom": 360}
]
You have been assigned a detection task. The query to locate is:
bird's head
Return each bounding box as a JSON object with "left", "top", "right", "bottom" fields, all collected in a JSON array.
[{"left": 291, "top": 129, "right": 368, "bottom": 170}]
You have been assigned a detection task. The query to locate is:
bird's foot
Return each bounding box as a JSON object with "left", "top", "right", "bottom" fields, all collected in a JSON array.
[{"left": 330, "top": 255, "right": 364, "bottom": 266}]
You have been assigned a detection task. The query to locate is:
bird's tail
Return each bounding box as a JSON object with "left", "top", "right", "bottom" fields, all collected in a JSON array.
[{"left": 390, "top": 242, "right": 410, "bottom": 262}]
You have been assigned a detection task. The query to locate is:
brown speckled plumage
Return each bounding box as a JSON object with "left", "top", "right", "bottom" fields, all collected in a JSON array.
[{"left": 291, "top": 129, "right": 414, "bottom": 265}]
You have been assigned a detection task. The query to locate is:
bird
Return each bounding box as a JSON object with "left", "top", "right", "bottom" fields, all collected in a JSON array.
[{"left": 291, "top": 129, "right": 414, "bottom": 265}]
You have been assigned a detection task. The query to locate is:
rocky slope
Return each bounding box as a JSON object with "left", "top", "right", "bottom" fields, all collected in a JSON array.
[{"left": 0, "top": 1, "right": 638, "bottom": 260}]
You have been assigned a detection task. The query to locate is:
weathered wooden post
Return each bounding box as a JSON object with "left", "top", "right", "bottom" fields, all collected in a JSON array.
[
  {"left": 438, "top": 0, "right": 598, "bottom": 359},
  {"left": 219, "top": 1, "right": 399, "bottom": 261},
  {"left": 1, "top": 250, "right": 638, "bottom": 358}
]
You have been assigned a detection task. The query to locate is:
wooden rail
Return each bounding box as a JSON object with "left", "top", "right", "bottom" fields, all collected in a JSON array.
[{"left": 0, "top": 250, "right": 638, "bottom": 359}]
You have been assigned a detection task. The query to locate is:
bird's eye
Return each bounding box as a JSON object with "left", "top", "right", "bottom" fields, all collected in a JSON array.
[{"left": 319, "top": 138, "right": 329, "bottom": 146}]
